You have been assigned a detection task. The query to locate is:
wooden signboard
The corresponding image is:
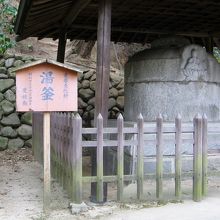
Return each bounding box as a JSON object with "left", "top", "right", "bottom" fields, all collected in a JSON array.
[
  {"left": 15, "top": 59, "right": 82, "bottom": 212},
  {"left": 16, "top": 59, "right": 80, "bottom": 112}
]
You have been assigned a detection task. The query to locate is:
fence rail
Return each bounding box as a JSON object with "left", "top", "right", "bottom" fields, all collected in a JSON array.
[{"left": 32, "top": 112, "right": 208, "bottom": 203}]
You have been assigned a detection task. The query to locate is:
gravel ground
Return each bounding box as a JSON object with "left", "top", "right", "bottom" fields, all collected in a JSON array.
[{"left": 0, "top": 148, "right": 220, "bottom": 220}]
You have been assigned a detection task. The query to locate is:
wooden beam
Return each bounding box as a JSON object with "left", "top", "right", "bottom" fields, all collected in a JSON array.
[
  {"left": 57, "top": 32, "right": 67, "bottom": 63},
  {"left": 95, "top": 0, "right": 112, "bottom": 125},
  {"left": 70, "top": 24, "right": 216, "bottom": 38},
  {"left": 61, "top": 0, "right": 92, "bottom": 29}
]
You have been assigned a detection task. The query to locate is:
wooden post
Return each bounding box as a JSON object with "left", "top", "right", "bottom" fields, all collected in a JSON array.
[
  {"left": 117, "top": 114, "right": 124, "bottom": 201},
  {"left": 57, "top": 32, "right": 67, "bottom": 63},
  {"left": 137, "top": 114, "right": 144, "bottom": 200},
  {"left": 202, "top": 114, "right": 208, "bottom": 196},
  {"left": 43, "top": 112, "right": 51, "bottom": 212},
  {"left": 95, "top": 0, "right": 112, "bottom": 123},
  {"left": 97, "top": 114, "right": 104, "bottom": 202},
  {"left": 71, "top": 113, "right": 82, "bottom": 203},
  {"left": 156, "top": 114, "right": 163, "bottom": 200},
  {"left": 193, "top": 114, "right": 203, "bottom": 202},
  {"left": 92, "top": 0, "right": 112, "bottom": 203},
  {"left": 175, "top": 114, "right": 182, "bottom": 199}
]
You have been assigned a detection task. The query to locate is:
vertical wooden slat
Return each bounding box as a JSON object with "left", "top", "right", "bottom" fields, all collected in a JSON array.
[
  {"left": 175, "top": 114, "right": 182, "bottom": 199},
  {"left": 71, "top": 113, "right": 82, "bottom": 203},
  {"left": 97, "top": 114, "right": 104, "bottom": 202},
  {"left": 202, "top": 114, "right": 208, "bottom": 196},
  {"left": 67, "top": 113, "right": 72, "bottom": 195},
  {"left": 137, "top": 114, "right": 144, "bottom": 200},
  {"left": 156, "top": 114, "right": 163, "bottom": 200},
  {"left": 43, "top": 112, "right": 51, "bottom": 212},
  {"left": 60, "top": 113, "right": 65, "bottom": 188},
  {"left": 117, "top": 114, "right": 124, "bottom": 201},
  {"left": 63, "top": 113, "right": 68, "bottom": 191},
  {"left": 57, "top": 113, "right": 62, "bottom": 184},
  {"left": 32, "top": 113, "right": 36, "bottom": 158},
  {"left": 193, "top": 114, "right": 203, "bottom": 202}
]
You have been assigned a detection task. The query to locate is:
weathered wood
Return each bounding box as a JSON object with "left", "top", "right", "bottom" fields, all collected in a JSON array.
[
  {"left": 94, "top": 0, "right": 112, "bottom": 124},
  {"left": 202, "top": 114, "right": 208, "bottom": 196},
  {"left": 96, "top": 114, "right": 104, "bottom": 202},
  {"left": 82, "top": 172, "right": 198, "bottom": 183},
  {"left": 175, "top": 114, "right": 182, "bottom": 199},
  {"left": 137, "top": 114, "right": 144, "bottom": 200},
  {"left": 61, "top": 0, "right": 92, "bottom": 28},
  {"left": 71, "top": 114, "right": 82, "bottom": 203},
  {"left": 43, "top": 112, "right": 51, "bottom": 212},
  {"left": 56, "top": 32, "right": 67, "bottom": 63},
  {"left": 156, "top": 114, "right": 163, "bottom": 200},
  {"left": 193, "top": 114, "right": 203, "bottom": 202},
  {"left": 117, "top": 114, "right": 124, "bottom": 201},
  {"left": 92, "top": 0, "right": 112, "bottom": 203}
]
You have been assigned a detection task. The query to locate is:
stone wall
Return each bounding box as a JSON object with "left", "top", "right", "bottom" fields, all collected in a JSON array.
[
  {"left": 0, "top": 53, "right": 124, "bottom": 150},
  {"left": 78, "top": 69, "right": 124, "bottom": 126}
]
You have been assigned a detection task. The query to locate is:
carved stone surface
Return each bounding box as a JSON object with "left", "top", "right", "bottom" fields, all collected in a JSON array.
[
  {"left": 125, "top": 38, "right": 220, "bottom": 122},
  {"left": 180, "top": 45, "right": 208, "bottom": 81}
]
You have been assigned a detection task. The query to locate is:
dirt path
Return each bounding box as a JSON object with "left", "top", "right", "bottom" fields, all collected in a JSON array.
[{"left": 0, "top": 149, "right": 220, "bottom": 220}]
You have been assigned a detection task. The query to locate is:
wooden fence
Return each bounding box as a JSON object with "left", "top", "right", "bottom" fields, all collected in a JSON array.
[{"left": 32, "top": 112, "right": 208, "bottom": 203}]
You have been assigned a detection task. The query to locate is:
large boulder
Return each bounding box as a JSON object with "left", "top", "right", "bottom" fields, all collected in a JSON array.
[
  {"left": 8, "top": 138, "right": 24, "bottom": 150},
  {"left": 0, "top": 136, "right": 8, "bottom": 151},
  {"left": 1, "top": 113, "right": 21, "bottom": 127},
  {"left": 1, "top": 126, "right": 17, "bottom": 138},
  {"left": 0, "top": 79, "right": 14, "bottom": 92},
  {"left": 21, "top": 112, "right": 32, "bottom": 125},
  {"left": 0, "top": 100, "right": 14, "bottom": 115},
  {"left": 17, "top": 124, "right": 32, "bottom": 140}
]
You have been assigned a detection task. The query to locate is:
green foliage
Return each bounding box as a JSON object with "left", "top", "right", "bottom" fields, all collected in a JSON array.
[
  {"left": 214, "top": 47, "right": 220, "bottom": 63},
  {"left": 0, "top": 0, "right": 17, "bottom": 55}
]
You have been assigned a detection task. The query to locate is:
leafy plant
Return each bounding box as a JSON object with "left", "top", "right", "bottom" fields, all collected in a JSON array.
[
  {"left": 214, "top": 47, "right": 220, "bottom": 63},
  {"left": 0, "top": 0, "right": 17, "bottom": 55}
]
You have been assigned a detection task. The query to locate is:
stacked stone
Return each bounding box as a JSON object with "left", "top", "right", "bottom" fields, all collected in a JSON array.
[
  {"left": 78, "top": 69, "right": 124, "bottom": 126},
  {"left": 0, "top": 54, "right": 34, "bottom": 151}
]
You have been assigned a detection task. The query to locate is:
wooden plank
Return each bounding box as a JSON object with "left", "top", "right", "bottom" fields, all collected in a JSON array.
[
  {"left": 82, "top": 124, "right": 193, "bottom": 136},
  {"left": 43, "top": 112, "right": 51, "bottom": 212},
  {"left": 202, "top": 114, "right": 208, "bottom": 196},
  {"left": 96, "top": 114, "right": 104, "bottom": 202},
  {"left": 117, "top": 114, "right": 124, "bottom": 201},
  {"left": 193, "top": 114, "right": 203, "bottom": 202},
  {"left": 71, "top": 114, "right": 83, "bottom": 203},
  {"left": 137, "top": 114, "right": 144, "bottom": 200},
  {"left": 57, "top": 113, "right": 61, "bottom": 185},
  {"left": 156, "top": 114, "right": 163, "bottom": 200},
  {"left": 61, "top": 0, "right": 92, "bottom": 28},
  {"left": 175, "top": 114, "right": 182, "bottom": 199}
]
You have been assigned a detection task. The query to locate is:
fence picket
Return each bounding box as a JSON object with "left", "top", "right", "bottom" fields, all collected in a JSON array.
[
  {"left": 202, "top": 114, "right": 208, "bottom": 196},
  {"left": 137, "top": 114, "right": 144, "bottom": 200},
  {"left": 71, "top": 113, "right": 82, "bottom": 203},
  {"left": 156, "top": 114, "right": 163, "bottom": 200},
  {"left": 117, "top": 114, "right": 124, "bottom": 201},
  {"left": 175, "top": 114, "right": 182, "bottom": 199},
  {"left": 96, "top": 114, "right": 104, "bottom": 202},
  {"left": 193, "top": 114, "right": 202, "bottom": 202}
]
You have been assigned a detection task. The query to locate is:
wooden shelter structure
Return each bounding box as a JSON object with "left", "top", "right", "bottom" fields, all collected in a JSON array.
[
  {"left": 15, "top": 0, "right": 220, "bottom": 122},
  {"left": 14, "top": 0, "right": 220, "bottom": 202}
]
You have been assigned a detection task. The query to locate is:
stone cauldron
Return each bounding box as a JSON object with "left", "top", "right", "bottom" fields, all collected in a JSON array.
[{"left": 124, "top": 37, "right": 220, "bottom": 122}]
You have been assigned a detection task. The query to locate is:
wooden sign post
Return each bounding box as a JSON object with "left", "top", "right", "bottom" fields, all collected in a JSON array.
[{"left": 15, "top": 59, "right": 81, "bottom": 212}]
